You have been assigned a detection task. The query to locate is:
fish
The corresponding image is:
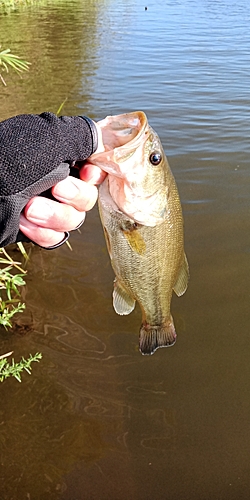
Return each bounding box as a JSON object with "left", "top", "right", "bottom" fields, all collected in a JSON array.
[{"left": 89, "top": 111, "right": 189, "bottom": 355}]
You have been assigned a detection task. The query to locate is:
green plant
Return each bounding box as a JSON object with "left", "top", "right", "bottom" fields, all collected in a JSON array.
[
  {"left": 0, "top": 46, "right": 30, "bottom": 86},
  {"left": 0, "top": 45, "right": 41, "bottom": 381},
  {"left": 0, "top": 248, "right": 42, "bottom": 381},
  {"left": 0, "top": 0, "right": 33, "bottom": 12},
  {"left": 0, "top": 247, "right": 26, "bottom": 328},
  {"left": 0, "top": 351, "right": 42, "bottom": 382}
]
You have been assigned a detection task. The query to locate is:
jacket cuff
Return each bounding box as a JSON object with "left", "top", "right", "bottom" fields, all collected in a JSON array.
[{"left": 78, "top": 116, "right": 98, "bottom": 153}]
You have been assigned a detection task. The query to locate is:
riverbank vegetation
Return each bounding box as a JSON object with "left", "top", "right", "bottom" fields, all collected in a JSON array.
[
  {"left": 0, "top": 0, "right": 65, "bottom": 13},
  {"left": 0, "top": 248, "right": 42, "bottom": 382},
  {"left": 0, "top": 47, "right": 30, "bottom": 86},
  {"left": 0, "top": 45, "right": 42, "bottom": 381},
  {"left": 0, "top": 351, "right": 42, "bottom": 382},
  {"left": 0, "top": 0, "right": 36, "bottom": 11},
  {"left": 0, "top": 248, "right": 26, "bottom": 329}
]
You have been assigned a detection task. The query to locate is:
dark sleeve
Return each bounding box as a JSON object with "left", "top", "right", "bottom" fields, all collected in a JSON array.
[{"left": 0, "top": 112, "right": 98, "bottom": 247}]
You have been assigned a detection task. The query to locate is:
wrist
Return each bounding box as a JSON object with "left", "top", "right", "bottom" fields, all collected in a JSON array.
[
  {"left": 92, "top": 121, "right": 105, "bottom": 154},
  {"left": 78, "top": 115, "right": 105, "bottom": 154}
]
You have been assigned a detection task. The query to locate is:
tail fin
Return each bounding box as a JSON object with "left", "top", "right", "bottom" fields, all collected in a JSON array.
[{"left": 139, "top": 319, "right": 176, "bottom": 355}]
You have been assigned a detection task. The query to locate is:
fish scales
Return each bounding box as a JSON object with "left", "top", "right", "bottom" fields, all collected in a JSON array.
[{"left": 89, "top": 111, "right": 189, "bottom": 355}]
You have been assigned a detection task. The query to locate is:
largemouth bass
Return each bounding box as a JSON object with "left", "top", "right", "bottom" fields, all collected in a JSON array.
[{"left": 89, "top": 111, "right": 189, "bottom": 355}]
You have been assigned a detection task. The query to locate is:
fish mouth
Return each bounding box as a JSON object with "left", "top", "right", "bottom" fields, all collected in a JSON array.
[{"left": 88, "top": 111, "right": 149, "bottom": 178}]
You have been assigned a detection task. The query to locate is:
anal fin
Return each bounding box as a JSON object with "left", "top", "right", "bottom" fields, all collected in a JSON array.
[{"left": 113, "top": 279, "right": 135, "bottom": 315}]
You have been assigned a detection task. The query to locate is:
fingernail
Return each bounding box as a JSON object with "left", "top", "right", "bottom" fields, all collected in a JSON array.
[
  {"left": 53, "top": 181, "right": 79, "bottom": 200},
  {"left": 26, "top": 198, "right": 54, "bottom": 223}
]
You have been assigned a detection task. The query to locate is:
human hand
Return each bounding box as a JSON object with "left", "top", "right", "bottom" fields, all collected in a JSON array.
[
  {"left": 19, "top": 164, "right": 106, "bottom": 248},
  {"left": 19, "top": 122, "right": 107, "bottom": 249}
]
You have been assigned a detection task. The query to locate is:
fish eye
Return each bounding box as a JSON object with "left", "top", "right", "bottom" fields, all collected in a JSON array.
[{"left": 149, "top": 152, "right": 162, "bottom": 165}]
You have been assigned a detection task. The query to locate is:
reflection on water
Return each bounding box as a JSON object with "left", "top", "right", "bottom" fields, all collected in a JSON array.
[{"left": 1, "top": 0, "right": 250, "bottom": 498}]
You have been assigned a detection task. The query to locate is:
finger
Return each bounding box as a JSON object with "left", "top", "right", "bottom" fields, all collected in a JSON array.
[
  {"left": 19, "top": 214, "right": 66, "bottom": 248},
  {"left": 79, "top": 163, "right": 107, "bottom": 185},
  {"left": 24, "top": 196, "right": 86, "bottom": 231},
  {"left": 52, "top": 176, "right": 99, "bottom": 211}
]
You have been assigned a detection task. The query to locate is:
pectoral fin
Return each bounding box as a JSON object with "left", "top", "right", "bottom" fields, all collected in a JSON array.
[
  {"left": 122, "top": 229, "right": 146, "bottom": 255},
  {"left": 113, "top": 279, "right": 136, "bottom": 315},
  {"left": 173, "top": 253, "right": 189, "bottom": 297}
]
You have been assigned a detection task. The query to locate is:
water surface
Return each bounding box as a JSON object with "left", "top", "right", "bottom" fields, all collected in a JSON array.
[{"left": 1, "top": 0, "right": 250, "bottom": 498}]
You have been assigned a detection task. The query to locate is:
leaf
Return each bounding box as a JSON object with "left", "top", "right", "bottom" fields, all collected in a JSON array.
[{"left": 56, "top": 97, "right": 68, "bottom": 115}]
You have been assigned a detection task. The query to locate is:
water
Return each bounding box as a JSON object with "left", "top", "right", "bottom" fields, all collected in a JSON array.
[{"left": 1, "top": 0, "right": 250, "bottom": 498}]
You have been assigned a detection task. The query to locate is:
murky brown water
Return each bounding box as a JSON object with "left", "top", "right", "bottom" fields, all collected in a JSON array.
[{"left": 1, "top": 0, "right": 250, "bottom": 498}]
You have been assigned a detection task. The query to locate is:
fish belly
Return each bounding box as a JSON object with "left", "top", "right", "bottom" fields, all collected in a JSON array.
[{"left": 98, "top": 178, "right": 187, "bottom": 355}]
